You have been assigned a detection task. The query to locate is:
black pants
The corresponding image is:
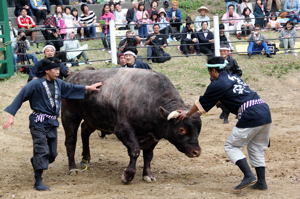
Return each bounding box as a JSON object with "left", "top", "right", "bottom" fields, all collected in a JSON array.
[
  {"left": 170, "top": 19, "right": 182, "bottom": 40},
  {"left": 180, "top": 40, "right": 197, "bottom": 54},
  {"left": 32, "top": 9, "right": 47, "bottom": 25},
  {"left": 197, "top": 44, "right": 214, "bottom": 58},
  {"left": 30, "top": 125, "right": 57, "bottom": 170}
]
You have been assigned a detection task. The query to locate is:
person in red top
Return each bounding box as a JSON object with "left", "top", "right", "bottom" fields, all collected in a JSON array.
[{"left": 17, "top": 8, "right": 37, "bottom": 42}]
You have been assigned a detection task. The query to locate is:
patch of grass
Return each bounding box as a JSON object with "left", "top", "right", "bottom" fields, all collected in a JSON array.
[{"left": 263, "top": 62, "right": 300, "bottom": 78}]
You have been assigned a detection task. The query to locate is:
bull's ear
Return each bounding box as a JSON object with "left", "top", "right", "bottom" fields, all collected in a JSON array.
[{"left": 159, "top": 106, "right": 170, "bottom": 119}]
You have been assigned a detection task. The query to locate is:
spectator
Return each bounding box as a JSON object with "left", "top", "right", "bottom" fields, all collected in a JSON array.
[
  {"left": 222, "top": 4, "right": 241, "bottom": 39},
  {"left": 126, "top": 0, "right": 139, "bottom": 32},
  {"left": 195, "top": 21, "right": 214, "bottom": 57},
  {"left": 225, "top": 0, "right": 239, "bottom": 12},
  {"left": 167, "top": 1, "right": 182, "bottom": 40},
  {"left": 283, "top": 0, "right": 300, "bottom": 24},
  {"left": 15, "top": 0, "right": 33, "bottom": 17},
  {"left": 279, "top": 21, "right": 297, "bottom": 55},
  {"left": 100, "top": 4, "right": 115, "bottom": 50},
  {"left": 41, "top": 15, "right": 58, "bottom": 41},
  {"left": 56, "top": 13, "right": 67, "bottom": 39},
  {"left": 29, "top": 0, "right": 49, "bottom": 24},
  {"left": 81, "top": 0, "right": 96, "bottom": 4},
  {"left": 63, "top": 6, "right": 75, "bottom": 35},
  {"left": 180, "top": 17, "right": 198, "bottom": 56},
  {"left": 118, "top": 53, "right": 126, "bottom": 66},
  {"left": 123, "top": 50, "right": 152, "bottom": 69},
  {"left": 44, "top": 28, "right": 66, "bottom": 61},
  {"left": 266, "top": 0, "right": 281, "bottom": 12},
  {"left": 49, "top": 0, "right": 63, "bottom": 5},
  {"left": 28, "top": 45, "right": 69, "bottom": 81},
  {"left": 71, "top": 8, "right": 84, "bottom": 39},
  {"left": 266, "top": 13, "right": 281, "bottom": 30},
  {"left": 253, "top": 0, "right": 267, "bottom": 28},
  {"left": 195, "top": 6, "right": 211, "bottom": 31},
  {"left": 247, "top": 25, "right": 272, "bottom": 58},
  {"left": 147, "top": 0, "right": 158, "bottom": 18},
  {"left": 136, "top": 2, "right": 149, "bottom": 39},
  {"left": 63, "top": 31, "right": 90, "bottom": 65},
  {"left": 80, "top": 4, "right": 97, "bottom": 39},
  {"left": 148, "top": 11, "right": 159, "bottom": 34},
  {"left": 114, "top": 2, "right": 127, "bottom": 30},
  {"left": 118, "top": 30, "right": 141, "bottom": 54},
  {"left": 239, "top": 0, "right": 253, "bottom": 14},
  {"left": 158, "top": 8, "right": 171, "bottom": 40},
  {"left": 53, "top": 5, "right": 64, "bottom": 20},
  {"left": 17, "top": 8, "right": 37, "bottom": 42},
  {"left": 109, "top": 1, "right": 115, "bottom": 13},
  {"left": 145, "top": 24, "right": 169, "bottom": 62},
  {"left": 238, "top": 7, "right": 255, "bottom": 37},
  {"left": 12, "top": 30, "right": 39, "bottom": 66},
  {"left": 219, "top": 23, "right": 234, "bottom": 51}
]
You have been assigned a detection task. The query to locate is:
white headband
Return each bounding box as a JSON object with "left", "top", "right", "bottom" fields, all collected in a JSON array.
[
  {"left": 124, "top": 51, "right": 137, "bottom": 58},
  {"left": 42, "top": 45, "right": 56, "bottom": 52}
]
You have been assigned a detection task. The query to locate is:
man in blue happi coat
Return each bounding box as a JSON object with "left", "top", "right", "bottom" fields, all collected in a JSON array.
[
  {"left": 178, "top": 56, "right": 272, "bottom": 191},
  {"left": 2, "top": 58, "right": 102, "bottom": 191}
]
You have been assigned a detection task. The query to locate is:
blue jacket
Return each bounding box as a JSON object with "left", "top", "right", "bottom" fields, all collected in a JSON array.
[
  {"left": 284, "top": 0, "right": 300, "bottom": 13},
  {"left": 167, "top": 8, "right": 182, "bottom": 21}
]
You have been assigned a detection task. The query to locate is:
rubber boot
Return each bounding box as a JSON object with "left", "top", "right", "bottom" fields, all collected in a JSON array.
[
  {"left": 251, "top": 167, "right": 268, "bottom": 190},
  {"left": 223, "top": 111, "right": 229, "bottom": 124},
  {"left": 234, "top": 158, "right": 257, "bottom": 190},
  {"left": 34, "top": 169, "right": 49, "bottom": 191},
  {"left": 219, "top": 111, "right": 225, "bottom": 119}
]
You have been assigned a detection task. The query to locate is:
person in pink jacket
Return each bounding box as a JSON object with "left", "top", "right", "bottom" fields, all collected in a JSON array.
[
  {"left": 136, "top": 2, "right": 149, "bottom": 38},
  {"left": 100, "top": 4, "right": 115, "bottom": 50}
]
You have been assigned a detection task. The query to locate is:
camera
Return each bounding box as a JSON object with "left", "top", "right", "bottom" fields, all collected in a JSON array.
[{"left": 21, "top": 35, "right": 27, "bottom": 41}]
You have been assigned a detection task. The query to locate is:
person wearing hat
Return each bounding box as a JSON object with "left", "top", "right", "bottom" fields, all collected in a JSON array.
[
  {"left": 28, "top": 45, "right": 69, "bottom": 82},
  {"left": 2, "top": 58, "right": 103, "bottom": 191},
  {"left": 178, "top": 56, "right": 271, "bottom": 191},
  {"left": 195, "top": 6, "right": 211, "bottom": 32},
  {"left": 123, "top": 50, "right": 151, "bottom": 69},
  {"left": 180, "top": 16, "right": 199, "bottom": 56}
]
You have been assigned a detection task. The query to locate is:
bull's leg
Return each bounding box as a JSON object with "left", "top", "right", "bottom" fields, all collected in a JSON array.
[
  {"left": 80, "top": 121, "right": 96, "bottom": 170},
  {"left": 142, "top": 142, "right": 158, "bottom": 183},
  {"left": 62, "top": 111, "right": 82, "bottom": 172},
  {"left": 114, "top": 124, "right": 140, "bottom": 184}
]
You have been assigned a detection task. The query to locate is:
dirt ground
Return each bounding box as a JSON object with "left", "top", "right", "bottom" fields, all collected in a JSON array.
[{"left": 0, "top": 69, "right": 300, "bottom": 199}]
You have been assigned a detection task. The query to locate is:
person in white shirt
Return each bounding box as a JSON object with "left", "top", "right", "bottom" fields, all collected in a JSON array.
[
  {"left": 195, "top": 6, "right": 211, "bottom": 31},
  {"left": 114, "top": 2, "right": 127, "bottom": 30}
]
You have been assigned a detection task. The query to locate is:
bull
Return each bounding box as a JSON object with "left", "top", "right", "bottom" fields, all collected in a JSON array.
[{"left": 61, "top": 68, "right": 201, "bottom": 184}]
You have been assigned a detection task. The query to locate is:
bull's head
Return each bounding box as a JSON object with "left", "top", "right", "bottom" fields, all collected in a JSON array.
[{"left": 159, "top": 107, "right": 201, "bottom": 158}]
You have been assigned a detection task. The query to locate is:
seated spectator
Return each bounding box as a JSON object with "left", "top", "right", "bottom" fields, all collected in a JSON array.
[
  {"left": 71, "top": 8, "right": 84, "bottom": 39},
  {"left": 28, "top": 45, "right": 69, "bottom": 81},
  {"left": 80, "top": 4, "right": 97, "bottom": 39},
  {"left": 123, "top": 50, "right": 152, "bottom": 69},
  {"left": 239, "top": 0, "right": 253, "bottom": 14},
  {"left": 126, "top": 0, "right": 139, "bottom": 32},
  {"left": 167, "top": 1, "right": 182, "bottom": 40},
  {"left": 17, "top": 8, "right": 37, "bottom": 42},
  {"left": 63, "top": 7, "right": 75, "bottom": 35},
  {"left": 247, "top": 25, "right": 272, "bottom": 58},
  {"left": 266, "top": 13, "right": 281, "bottom": 30},
  {"left": 195, "top": 21, "right": 214, "bottom": 57},
  {"left": 15, "top": 0, "right": 33, "bottom": 17},
  {"left": 222, "top": 4, "right": 241, "bottom": 39},
  {"left": 100, "top": 4, "right": 115, "bottom": 50},
  {"left": 118, "top": 53, "right": 126, "bottom": 67},
  {"left": 49, "top": 0, "right": 63, "bottom": 5},
  {"left": 12, "top": 31, "right": 39, "bottom": 66},
  {"left": 219, "top": 23, "right": 234, "bottom": 51},
  {"left": 56, "top": 13, "right": 67, "bottom": 39},
  {"left": 147, "top": 0, "right": 158, "bottom": 18},
  {"left": 225, "top": 0, "right": 239, "bottom": 12},
  {"left": 254, "top": 0, "right": 267, "bottom": 28},
  {"left": 81, "top": 0, "right": 96, "bottom": 4},
  {"left": 195, "top": 6, "right": 210, "bottom": 31},
  {"left": 238, "top": 7, "right": 255, "bottom": 38},
  {"left": 158, "top": 8, "right": 172, "bottom": 40},
  {"left": 136, "top": 2, "right": 149, "bottom": 39},
  {"left": 180, "top": 17, "right": 198, "bottom": 56},
  {"left": 148, "top": 11, "right": 159, "bottom": 34},
  {"left": 145, "top": 24, "right": 170, "bottom": 63},
  {"left": 283, "top": 0, "right": 300, "bottom": 24},
  {"left": 114, "top": 2, "right": 127, "bottom": 30},
  {"left": 29, "top": 0, "right": 49, "bottom": 24},
  {"left": 279, "top": 21, "right": 297, "bottom": 55},
  {"left": 118, "top": 30, "right": 141, "bottom": 54},
  {"left": 266, "top": 0, "right": 281, "bottom": 12},
  {"left": 63, "top": 31, "right": 90, "bottom": 65}
]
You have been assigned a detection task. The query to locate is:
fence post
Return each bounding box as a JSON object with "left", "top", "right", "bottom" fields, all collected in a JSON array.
[
  {"left": 213, "top": 15, "right": 220, "bottom": 57},
  {"left": 109, "top": 20, "right": 118, "bottom": 65}
]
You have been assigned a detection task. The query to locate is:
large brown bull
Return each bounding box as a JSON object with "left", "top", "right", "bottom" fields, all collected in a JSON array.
[{"left": 61, "top": 68, "right": 201, "bottom": 183}]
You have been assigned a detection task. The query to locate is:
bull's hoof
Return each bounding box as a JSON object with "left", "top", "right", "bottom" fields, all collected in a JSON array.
[
  {"left": 68, "top": 169, "right": 80, "bottom": 176},
  {"left": 143, "top": 175, "right": 157, "bottom": 183},
  {"left": 80, "top": 160, "right": 90, "bottom": 171},
  {"left": 121, "top": 169, "right": 135, "bottom": 184}
]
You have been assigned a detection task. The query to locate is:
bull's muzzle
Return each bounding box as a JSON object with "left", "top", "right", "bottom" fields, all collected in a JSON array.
[{"left": 186, "top": 147, "right": 201, "bottom": 158}]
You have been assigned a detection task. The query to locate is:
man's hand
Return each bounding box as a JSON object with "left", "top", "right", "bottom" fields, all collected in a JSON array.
[
  {"left": 177, "top": 110, "right": 188, "bottom": 120},
  {"left": 86, "top": 82, "right": 103, "bottom": 91},
  {"left": 2, "top": 114, "right": 14, "bottom": 129}
]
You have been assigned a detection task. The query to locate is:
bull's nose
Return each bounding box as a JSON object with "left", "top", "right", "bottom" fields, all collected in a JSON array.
[{"left": 192, "top": 149, "right": 201, "bottom": 157}]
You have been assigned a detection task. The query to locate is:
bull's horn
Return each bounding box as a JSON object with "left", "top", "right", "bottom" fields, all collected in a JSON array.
[{"left": 167, "top": 111, "right": 180, "bottom": 120}]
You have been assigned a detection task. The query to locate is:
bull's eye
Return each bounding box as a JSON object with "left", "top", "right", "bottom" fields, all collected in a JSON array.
[{"left": 178, "top": 127, "right": 187, "bottom": 135}]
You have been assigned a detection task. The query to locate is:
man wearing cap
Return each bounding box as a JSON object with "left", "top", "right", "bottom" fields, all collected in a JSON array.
[
  {"left": 28, "top": 45, "right": 69, "bottom": 82},
  {"left": 123, "top": 50, "right": 151, "bottom": 69},
  {"left": 178, "top": 56, "right": 271, "bottom": 191},
  {"left": 2, "top": 58, "right": 102, "bottom": 191},
  {"left": 195, "top": 6, "right": 211, "bottom": 32}
]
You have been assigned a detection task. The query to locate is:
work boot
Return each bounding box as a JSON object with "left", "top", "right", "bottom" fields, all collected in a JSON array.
[
  {"left": 234, "top": 158, "right": 256, "bottom": 190},
  {"left": 223, "top": 112, "right": 229, "bottom": 124},
  {"left": 34, "top": 169, "right": 49, "bottom": 191},
  {"left": 251, "top": 167, "right": 268, "bottom": 190},
  {"left": 266, "top": 54, "right": 272, "bottom": 58},
  {"left": 219, "top": 111, "right": 225, "bottom": 119}
]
